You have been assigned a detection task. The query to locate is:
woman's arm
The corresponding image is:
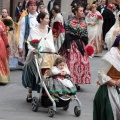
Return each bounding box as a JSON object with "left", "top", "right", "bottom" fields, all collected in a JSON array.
[{"left": 98, "top": 60, "right": 113, "bottom": 85}]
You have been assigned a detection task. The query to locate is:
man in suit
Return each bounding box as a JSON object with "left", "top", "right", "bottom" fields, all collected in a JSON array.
[
  {"left": 47, "top": 0, "right": 58, "bottom": 13},
  {"left": 97, "top": 0, "right": 107, "bottom": 14},
  {"left": 21, "top": 0, "right": 29, "bottom": 11}
]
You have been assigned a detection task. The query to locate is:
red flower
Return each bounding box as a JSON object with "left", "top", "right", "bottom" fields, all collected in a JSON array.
[
  {"left": 85, "top": 45, "right": 94, "bottom": 56},
  {"left": 30, "top": 39, "right": 41, "bottom": 49},
  {"left": 52, "top": 29, "right": 57, "bottom": 33},
  {"left": 20, "top": 12, "right": 23, "bottom": 16},
  {"left": 52, "top": 29, "right": 58, "bottom": 38},
  {"left": 97, "top": 15, "right": 102, "bottom": 20},
  {"left": 31, "top": 39, "right": 39, "bottom": 43},
  {"left": 3, "top": 18, "right": 13, "bottom": 26},
  {"left": 80, "top": 23, "right": 86, "bottom": 28}
]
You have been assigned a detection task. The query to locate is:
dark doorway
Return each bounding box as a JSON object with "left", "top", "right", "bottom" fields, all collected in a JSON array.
[{"left": 10, "top": 0, "right": 14, "bottom": 17}]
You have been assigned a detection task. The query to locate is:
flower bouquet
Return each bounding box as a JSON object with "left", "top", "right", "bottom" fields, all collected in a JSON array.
[
  {"left": 2, "top": 18, "right": 13, "bottom": 27},
  {"left": 85, "top": 45, "right": 95, "bottom": 57},
  {"left": 96, "top": 15, "right": 102, "bottom": 22},
  {"left": 52, "top": 29, "right": 58, "bottom": 38},
  {"left": 29, "top": 39, "right": 42, "bottom": 56}
]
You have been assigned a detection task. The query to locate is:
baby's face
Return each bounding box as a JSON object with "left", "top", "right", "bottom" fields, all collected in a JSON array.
[{"left": 57, "top": 62, "right": 65, "bottom": 70}]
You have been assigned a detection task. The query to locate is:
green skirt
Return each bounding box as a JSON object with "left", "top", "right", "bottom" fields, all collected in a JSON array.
[{"left": 93, "top": 85, "right": 114, "bottom": 120}]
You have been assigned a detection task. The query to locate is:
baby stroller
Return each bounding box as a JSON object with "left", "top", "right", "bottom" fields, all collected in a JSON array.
[{"left": 31, "top": 52, "right": 82, "bottom": 117}]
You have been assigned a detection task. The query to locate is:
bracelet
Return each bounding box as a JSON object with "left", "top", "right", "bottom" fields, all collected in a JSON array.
[{"left": 6, "top": 45, "right": 9, "bottom": 48}]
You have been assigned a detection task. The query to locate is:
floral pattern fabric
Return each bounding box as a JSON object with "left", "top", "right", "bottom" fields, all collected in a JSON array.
[{"left": 60, "top": 18, "right": 91, "bottom": 84}]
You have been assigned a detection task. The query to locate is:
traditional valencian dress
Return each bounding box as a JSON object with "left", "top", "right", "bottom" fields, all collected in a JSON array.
[
  {"left": 22, "top": 26, "right": 55, "bottom": 91},
  {"left": 51, "top": 13, "right": 65, "bottom": 52},
  {"left": 86, "top": 11, "right": 103, "bottom": 56},
  {"left": 93, "top": 47, "right": 120, "bottom": 120},
  {"left": 60, "top": 17, "right": 91, "bottom": 84},
  {"left": 0, "top": 20, "right": 10, "bottom": 83},
  {"left": 0, "top": 15, "right": 19, "bottom": 69}
]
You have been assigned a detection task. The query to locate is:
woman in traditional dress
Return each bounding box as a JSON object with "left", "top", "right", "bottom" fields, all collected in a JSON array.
[
  {"left": 105, "top": 11, "right": 120, "bottom": 50},
  {"left": 85, "top": 4, "right": 103, "bottom": 56},
  {"left": 59, "top": 5, "right": 91, "bottom": 90},
  {"left": 0, "top": 8, "right": 20, "bottom": 69},
  {"left": 0, "top": 20, "right": 10, "bottom": 84},
  {"left": 93, "top": 35, "right": 120, "bottom": 120},
  {"left": 22, "top": 12, "right": 55, "bottom": 102},
  {"left": 51, "top": 5, "right": 65, "bottom": 52}
]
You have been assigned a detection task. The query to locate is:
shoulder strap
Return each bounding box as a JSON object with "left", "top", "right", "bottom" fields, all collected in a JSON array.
[
  {"left": 24, "top": 15, "right": 30, "bottom": 40},
  {"left": 48, "top": 27, "right": 51, "bottom": 33}
]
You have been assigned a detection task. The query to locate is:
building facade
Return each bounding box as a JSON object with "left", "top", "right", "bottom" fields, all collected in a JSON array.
[{"left": 0, "top": 0, "right": 119, "bottom": 21}]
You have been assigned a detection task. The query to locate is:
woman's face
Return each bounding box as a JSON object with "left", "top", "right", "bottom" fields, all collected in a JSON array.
[
  {"left": 40, "top": 14, "right": 49, "bottom": 25},
  {"left": 39, "top": 5, "right": 45, "bottom": 12},
  {"left": 91, "top": 7, "right": 96, "bottom": 13},
  {"left": 86, "top": 5, "right": 90, "bottom": 10},
  {"left": 2, "top": 9, "right": 8, "bottom": 17},
  {"left": 76, "top": 7, "right": 84, "bottom": 18},
  {"left": 19, "top": 2, "right": 22, "bottom": 6},
  {"left": 52, "top": 9, "right": 55, "bottom": 15},
  {"left": 112, "top": 4, "right": 116, "bottom": 10}
]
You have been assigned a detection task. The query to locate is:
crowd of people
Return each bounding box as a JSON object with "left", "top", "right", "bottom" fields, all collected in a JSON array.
[{"left": 0, "top": 0, "right": 120, "bottom": 119}]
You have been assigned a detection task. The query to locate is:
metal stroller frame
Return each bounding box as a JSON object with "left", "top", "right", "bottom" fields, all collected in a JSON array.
[{"left": 31, "top": 52, "right": 82, "bottom": 117}]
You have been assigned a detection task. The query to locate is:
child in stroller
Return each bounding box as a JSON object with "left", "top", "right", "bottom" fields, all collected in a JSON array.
[
  {"left": 46, "top": 56, "right": 77, "bottom": 98},
  {"left": 31, "top": 54, "right": 81, "bottom": 117}
]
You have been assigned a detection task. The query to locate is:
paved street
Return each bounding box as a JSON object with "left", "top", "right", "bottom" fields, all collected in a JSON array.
[{"left": 0, "top": 50, "right": 107, "bottom": 120}]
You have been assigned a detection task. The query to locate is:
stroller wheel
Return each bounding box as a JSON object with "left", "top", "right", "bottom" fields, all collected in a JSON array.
[
  {"left": 63, "top": 105, "right": 69, "bottom": 111},
  {"left": 74, "top": 106, "right": 81, "bottom": 117},
  {"left": 48, "top": 107, "right": 55, "bottom": 117},
  {"left": 32, "top": 97, "right": 39, "bottom": 112}
]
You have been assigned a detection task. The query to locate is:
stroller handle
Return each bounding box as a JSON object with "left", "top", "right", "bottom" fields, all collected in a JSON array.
[
  {"left": 40, "top": 51, "right": 58, "bottom": 54},
  {"left": 33, "top": 51, "right": 58, "bottom": 55}
]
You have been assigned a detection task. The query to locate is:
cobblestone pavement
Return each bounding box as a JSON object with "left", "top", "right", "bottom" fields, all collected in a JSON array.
[{"left": 0, "top": 50, "right": 107, "bottom": 120}]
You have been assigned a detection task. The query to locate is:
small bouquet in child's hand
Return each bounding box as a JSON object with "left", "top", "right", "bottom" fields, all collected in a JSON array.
[
  {"left": 29, "top": 39, "right": 42, "bottom": 55},
  {"left": 3, "top": 18, "right": 13, "bottom": 27},
  {"left": 85, "top": 45, "right": 94, "bottom": 57}
]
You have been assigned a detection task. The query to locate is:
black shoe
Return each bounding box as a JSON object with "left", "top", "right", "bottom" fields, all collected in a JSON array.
[
  {"left": 26, "top": 94, "right": 32, "bottom": 103},
  {"left": 18, "top": 61, "right": 24, "bottom": 66},
  {"left": 75, "top": 84, "right": 80, "bottom": 91}
]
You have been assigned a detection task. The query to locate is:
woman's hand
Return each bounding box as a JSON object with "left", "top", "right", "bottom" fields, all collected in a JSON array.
[
  {"left": 6, "top": 47, "right": 11, "bottom": 57},
  {"left": 32, "top": 49, "right": 38, "bottom": 54},
  {"left": 53, "top": 37, "right": 56, "bottom": 41},
  {"left": 90, "top": 22, "right": 97, "bottom": 26},
  {"left": 108, "top": 79, "right": 120, "bottom": 87},
  {"left": 113, "top": 27, "right": 120, "bottom": 36},
  {"left": 51, "top": 50, "right": 56, "bottom": 54},
  {"left": 116, "top": 79, "right": 120, "bottom": 86},
  {"left": 67, "top": 49, "right": 70, "bottom": 52}
]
